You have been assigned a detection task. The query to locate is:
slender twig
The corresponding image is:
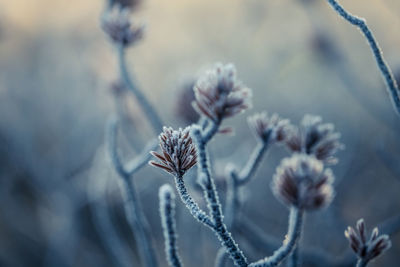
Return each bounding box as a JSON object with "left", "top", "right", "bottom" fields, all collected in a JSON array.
[
  {"left": 237, "top": 142, "right": 269, "bottom": 185},
  {"left": 159, "top": 184, "right": 183, "bottom": 267},
  {"left": 116, "top": 44, "right": 164, "bottom": 134},
  {"left": 88, "top": 171, "right": 131, "bottom": 267},
  {"left": 173, "top": 175, "right": 215, "bottom": 229},
  {"left": 107, "top": 119, "right": 158, "bottom": 267},
  {"left": 191, "top": 125, "right": 249, "bottom": 267},
  {"left": 325, "top": 0, "right": 400, "bottom": 117},
  {"left": 249, "top": 208, "right": 303, "bottom": 267},
  {"left": 287, "top": 247, "right": 299, "bottom": 267}
]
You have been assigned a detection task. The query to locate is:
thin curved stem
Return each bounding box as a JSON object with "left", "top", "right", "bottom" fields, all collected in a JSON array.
[
  {"left": 173, "top": 175, "right": 215, "bottom": 229},
  {"left": 107, "top": 119, "right": 158, "bottom": 267},
  {"left": 237, "top": 142, "right": 269, "bottom": 185},
  {"left": 117, "top": 45, "right": 164, "bottom": 134},
  {"left": 159, "top": 185, "right": 183, "bottom": 267},
  {"left": 249, "top": 208, "right": 304, "bottom": 267},
  {"left": 325, "top": 0, "right": 400, "bottom": 117},
  {"left": 192, "top": 126, "right": 248, "bottom": 267}
]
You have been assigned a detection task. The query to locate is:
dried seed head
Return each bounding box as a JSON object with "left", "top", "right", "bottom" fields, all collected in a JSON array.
[
  {"left": 248, "top": 112, "right": 292, "bottom": 144},
  {"left": 272, "top": 154, "right": 334, "bottom": 211},
  {"left": 101, "top": 4, "right": 144, "bottom": 47},
  {"left": 286, "top": 114, "right": 343, "bottom": 165},
  {"left": 149, "top": 127, "right": 197, "bottom": 177},
  {"left": 192, "top": 63, "right": 252, "bottom": 122},
  {"left": 345, "top": 219, "right": 391, "bottom": 262}
]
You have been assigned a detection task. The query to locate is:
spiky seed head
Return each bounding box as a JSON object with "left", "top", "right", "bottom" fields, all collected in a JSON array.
[
  {"left": 345, "top": 219, "right": 391, "bottom": 262},
  {"left": 272, "top": 154, "right": 334, "bottom": 211},
  {"left": 286, "top": 114, "right": 344, "bottom": 165},
  {"left": 192, "top": 63, "right": 252, "bottom": 122},
  {"left": 101, "top": 4, "right": 144, "bottom": 47},
  {"left": 248, "top": 112, "right": 292, "bottom": 144},
  {"left": 149, "top": 127, "right": 197, "bottom": 177}
]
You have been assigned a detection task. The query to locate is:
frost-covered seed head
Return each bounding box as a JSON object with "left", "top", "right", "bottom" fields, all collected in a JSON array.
[
  {"left": 272, "top": 154, "right": 334, "bottom": 211},
  {"left": 192, "top": 63, "right": 252, "bottom": 122},
  {"left": 345, "top": 219, "right": 391, "bottom": 262},
  {"left": 286, "top": 114, "right": 343, "bottom": 165},
  {"left": 248, "top": 112, "right": 291, "bottom": 144},
  {"left": 149, "top": 127, "right": 197, "bottom": 177},
  {"left": 101, "top": 4, "right": 144, "bottom": 47}
]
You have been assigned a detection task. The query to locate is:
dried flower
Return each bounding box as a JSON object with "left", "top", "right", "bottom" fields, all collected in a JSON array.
[
  {"left": 101, "top": 4, "right": 144, "bottom": 47},
  {"left": 192, "top": 63, "right": 252, "bottom": 122},
  {"left": 272, "top": 154, "right": 334, "bottom": 210},
  {"left": 286, "top": 114, "right": 343, "bottom": 165},
  {"left": 345, "top": 219, "right": 391, "bottom": 262},
  {"left": 149, "top": 127, "right": 197, "bottom": 177},
  {"left": 248, "top": 112, "right": 291, "bottom": 144}
]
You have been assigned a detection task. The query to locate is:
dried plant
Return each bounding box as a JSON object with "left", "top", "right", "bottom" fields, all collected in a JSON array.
[
  {"left": 101, "top": 4, "right": 144, "bottom": 47},
  {"left": 149, "top": 126, "right": 197, "bottom": 177},
  {"left": 286, "top": 114, "right": 343, "bottom": 165},
  {"left": 345, "top": 219, "right": 391, "bottom": 267},
  {"left": 272, "top": 154, "right": 334, "bottom": 211},
  {"left": 95, "top": 1, "right": 400, "bottom": 267},
  {"left": 192, "top": 63, "right": 252, "bottom": 123}
]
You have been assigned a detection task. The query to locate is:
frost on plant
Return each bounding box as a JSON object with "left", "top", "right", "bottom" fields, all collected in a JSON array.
[
  {"left": 247, "top": 112, "right": 292, "bottom": 144},
  {"left": 149, "top": 126, "right": 197, "bottom": 177},
  {"left": 345, "top": 219, "right": 391, "bottom": 266},
  {"left": 286, "top": 115, "right": 343, "bottom": 165},
  {"left": 101, "top": 4, "right": 144, "bottom": 47},
  {"left": 192, "top": 63, "right": 252, "bottom": 122},
  {"left": 272, "top": 154, "right": 334, "bottom": 210}
]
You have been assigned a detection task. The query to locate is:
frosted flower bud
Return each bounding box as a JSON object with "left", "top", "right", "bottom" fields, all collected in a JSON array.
[
  {"left": 286, "top": 114, "right": 343, "bottom": 165},
  {"left": 248, "top": 112, "right": 291, "bottom": 144},
  {"left": 272, "top": 154, "right": 334, "bottom": 211},
  {"left": 149, "top": 127, "right": 197, "bottom": 177},
  {"left": 101, "top": 4, "right": 144, "bottom": 47},
  {"left": 345, "top": 219, "right": 391, "bottom": 262},
  {"left": 192, "top": 63, "right": 252, "bottom": 122}
]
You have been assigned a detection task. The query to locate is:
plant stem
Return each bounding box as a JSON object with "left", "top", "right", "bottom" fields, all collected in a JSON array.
[{"left": 117, "top": 45, "right": 164, "bottom": 134}]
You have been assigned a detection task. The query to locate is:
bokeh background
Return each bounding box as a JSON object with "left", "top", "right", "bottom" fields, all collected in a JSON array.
[{"left": 0, "top": 0, "right": 399, "bottom": 266}]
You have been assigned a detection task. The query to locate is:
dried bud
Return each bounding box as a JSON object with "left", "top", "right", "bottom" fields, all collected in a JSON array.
[
  {"left": 286, "top": 114, "right": 343, "bottom": 165},
  {"left": 149, "top": 127, "right": 197, "bottom": 177},
  {"left": 101, "top": 4, "right": 144, "bottom": 47},
  {"left": 272, "top": 154, "right": 334, "bottom": 211},
  {"left": 192, "top": 63, "right": 252, "bottom": 122},
  {"left": 248, "top": 112, "right": 291, "bottom": 144},
  {"left": 345, "top": 219, "right": 391, "bottom": 262}
]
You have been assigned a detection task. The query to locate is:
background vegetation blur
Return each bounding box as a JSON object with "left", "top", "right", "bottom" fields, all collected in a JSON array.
[{"left": 0, "top": 0, "right": 399, "bottom": 266}]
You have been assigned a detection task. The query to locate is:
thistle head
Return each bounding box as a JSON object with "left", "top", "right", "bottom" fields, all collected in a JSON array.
[
  {"left": 192, "top": 63, "right": 252, "bottom": 122},
  {"left": 286, "top": 114, "right": 343, "bottom": 165},
  {"left": 101, "top": 4, "right": 144, "bottom": 47},
  {"left": 248, "top": 112, "right": 291, "bottom": 144},
  {"left": 345, "top": 219, "right": 391, "bottom": 262},
  {"left": 149, "top": 127, "right": 197, "bottom": 177},
  {"left": 272, "top": 154, "right": 334, "bottom": 211}
]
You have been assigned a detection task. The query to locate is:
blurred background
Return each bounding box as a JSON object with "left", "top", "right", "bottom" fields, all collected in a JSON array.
[{"left": 0, "top": 0, "right": 399, "bottom": 266}]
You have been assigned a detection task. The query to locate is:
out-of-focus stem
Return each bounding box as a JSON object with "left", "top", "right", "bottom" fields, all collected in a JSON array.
[
  {"left": 249, "top": 208, "right": 303, "bottom": 267},
  {"left": 117, "top": 45, "right": 164, "bottom": 134}
]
